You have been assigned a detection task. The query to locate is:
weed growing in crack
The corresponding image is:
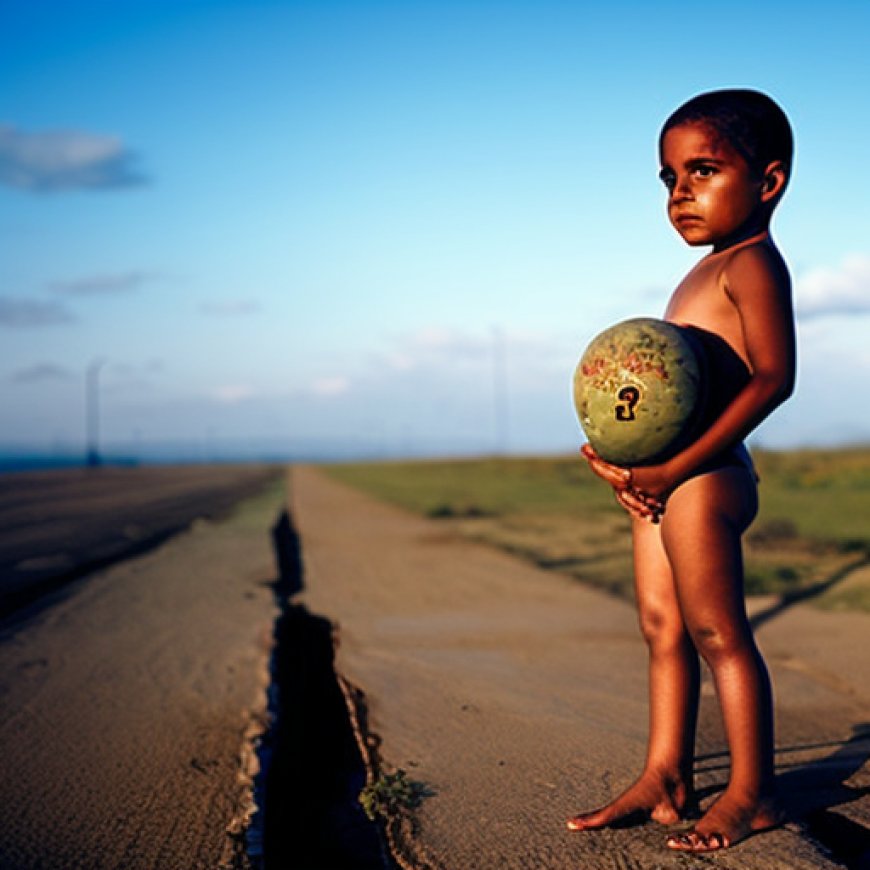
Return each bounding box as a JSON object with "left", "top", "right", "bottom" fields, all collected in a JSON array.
[{"left": 359, "top": 769, "right": 430, "bottom": 821}]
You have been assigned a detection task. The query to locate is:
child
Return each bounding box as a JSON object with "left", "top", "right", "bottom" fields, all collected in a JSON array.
[{"left": 567, "top": 89, "right": 796, "bottom": 853}]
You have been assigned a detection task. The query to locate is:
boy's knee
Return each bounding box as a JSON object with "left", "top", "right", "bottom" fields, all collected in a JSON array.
[
  {"left": 687, "top": 621, "right": 745, "bottom": 663},
  {"left": 639, "top": 608, "right": 687, "bottom": 652}
]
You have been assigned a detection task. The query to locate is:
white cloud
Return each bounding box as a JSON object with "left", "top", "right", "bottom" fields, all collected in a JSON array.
[
  {"left": 414, "top": 326, "right": 459, "bottom": 350},
  {"left": 380, "top": 350, "right": 415, "bottom": 371},
  {"left": 199, "top": 299, "right": 261, "bottom": 316},
  {"left": 794, "top": 254, "right": 870, "bottom": 319},
  {"left": 213, "top": 384, "right": 255, "bottom": 404},
  {"left": 369, "top": 326, "right": 580, "bottom": 390},
  {"left": 0, "top": 125, "right": 146, "bottom": 192},
  {"left": 310, "top": 377, "right": 350, "bottom": 397}
]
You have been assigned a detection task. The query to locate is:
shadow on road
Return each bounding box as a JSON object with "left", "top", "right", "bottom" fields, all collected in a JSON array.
[
  {"left": 749, "top": 555, "right": 870, "bottom": 632},
  {"left": 695, "top": 724, "right": 870, "bottom": 868}
]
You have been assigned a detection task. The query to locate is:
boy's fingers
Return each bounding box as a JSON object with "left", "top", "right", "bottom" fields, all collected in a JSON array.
[
  {"left": 581, "top": 443, "right": 661, "bottom": 519},
  {"left": 616, "top": 488, "right": 653, "bottom": 519},
  {"left": 616, "top": 488, "right": 664, "bottom": 523},
  {"left": 615, "top": 489, "right": 641, "bottom": 514},
  {"left": 638, "top": 491, "right": 665, "bottom": 511},
  {"left": 586, "top": 454, "right": 632, "bottom": 489},
  {"left": 581, "top": 444, "right": 626, "bottom": 476}
]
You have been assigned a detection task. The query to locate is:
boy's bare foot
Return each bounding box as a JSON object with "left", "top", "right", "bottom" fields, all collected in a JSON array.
[
  {"left": 567, "top": 771, "right": 691, "bottom": 831},
  {"left": 665, "top": 793, "right": 782, "bottom": 852}
]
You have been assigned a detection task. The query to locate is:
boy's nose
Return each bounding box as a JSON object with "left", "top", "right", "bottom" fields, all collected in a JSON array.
[{"left": 671, "top": 175, "right": 693, "bottom": 201}]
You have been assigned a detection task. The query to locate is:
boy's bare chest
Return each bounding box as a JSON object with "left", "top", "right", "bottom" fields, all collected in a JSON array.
[
  {"left": 666, "top": 260, "right": 732, "bottom": 324},
  {"left": 664, "top": 260, "right": 746, "bottom": 357}
]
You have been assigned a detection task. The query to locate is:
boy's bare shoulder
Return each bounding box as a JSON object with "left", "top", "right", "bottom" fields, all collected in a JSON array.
[{"left": 719, "top": 240, "right": 791, "bottom": 302}]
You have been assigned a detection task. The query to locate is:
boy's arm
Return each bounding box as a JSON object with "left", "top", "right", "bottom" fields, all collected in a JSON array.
[{"left": 631, "top": 245, "right": 796, "bottom": 499}]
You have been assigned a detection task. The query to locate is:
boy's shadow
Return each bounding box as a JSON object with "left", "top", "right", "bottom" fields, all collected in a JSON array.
[{"left": 696, "top": 723, "right": 870, "bottom": 865}]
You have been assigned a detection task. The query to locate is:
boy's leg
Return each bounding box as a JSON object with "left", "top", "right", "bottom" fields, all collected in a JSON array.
[
  {"left": 633, "top": 517, "right": 700, "bottom": 787},
  {"left": 568, "top": 516, "right": 699, "bottom": 830},
  {"left": 660, "top": 467, "right": 780, "bottom": 851}
]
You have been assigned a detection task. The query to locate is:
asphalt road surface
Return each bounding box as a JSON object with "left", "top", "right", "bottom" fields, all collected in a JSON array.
[{"left": 0, "top": 464, "right": 280, "bottom": 619}]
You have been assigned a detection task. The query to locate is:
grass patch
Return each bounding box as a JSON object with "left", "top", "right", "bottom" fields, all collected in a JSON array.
[
  {"left": 325, "top": 448, "right": 870, "bottom": 611},
  {"left": 327, "top": 456, "right": 614, "bottom": 518},
  {"left": 358, "top": 769, "right": 430, "bottom": 821},
  {"left": 815, "top": 583, "right": 870, "bottom": 612}
]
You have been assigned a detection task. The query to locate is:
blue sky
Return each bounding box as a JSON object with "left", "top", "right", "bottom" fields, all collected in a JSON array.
[{"left": 2, "top": 0, "right": 870, "bottom": 460}]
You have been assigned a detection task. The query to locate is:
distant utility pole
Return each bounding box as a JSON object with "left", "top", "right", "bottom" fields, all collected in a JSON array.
[
  {"left": 86, "top": 358, "right": 106, "bottom": 467},
  {"left": 492, "top": 326, "right": 509, "bottom": 455}
]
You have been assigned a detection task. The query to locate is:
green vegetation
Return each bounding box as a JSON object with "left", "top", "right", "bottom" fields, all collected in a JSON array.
[
  {"left": 358, "top": 769, "right": 429, "bottom": 821},
  {"left": 326, "top": 449, "right": 870, "bottom": 612}
]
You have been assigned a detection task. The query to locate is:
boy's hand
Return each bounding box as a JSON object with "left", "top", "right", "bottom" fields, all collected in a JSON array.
[
  {"left": 614, "top": 486, "right": 664, "bottom": 523},
  {"left": 623, "top": 464, "right": 676, "bottom": 503},
  {"left": 580, "top": 444, "right": 664, "bottom": 523}
]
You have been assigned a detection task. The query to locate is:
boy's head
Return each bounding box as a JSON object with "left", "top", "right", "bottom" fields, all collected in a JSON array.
[{"left": 660, "top": 89, "right": 793, "bottom": 195}]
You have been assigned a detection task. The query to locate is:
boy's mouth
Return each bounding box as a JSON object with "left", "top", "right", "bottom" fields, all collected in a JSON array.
[{"left": 674, "top": 213, "right": 704, "bottom": 226}]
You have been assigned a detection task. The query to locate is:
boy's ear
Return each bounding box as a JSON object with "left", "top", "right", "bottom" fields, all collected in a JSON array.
[{"left": 760, "top": 160, "right": 787, "bottom": 203}]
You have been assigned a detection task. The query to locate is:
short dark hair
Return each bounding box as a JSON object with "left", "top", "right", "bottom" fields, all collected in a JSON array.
[{"left": 660, "top": 89, "right": 794, "bottom": 183}]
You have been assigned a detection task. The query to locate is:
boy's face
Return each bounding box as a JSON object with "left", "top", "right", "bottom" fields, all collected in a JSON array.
[{"left": 658, "top": 122, "right": 767, "bottom": 251}]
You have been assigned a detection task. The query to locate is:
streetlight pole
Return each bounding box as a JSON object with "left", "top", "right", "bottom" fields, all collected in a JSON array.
[
  {"left": 86, "top": 358, "right": 106, "bottom": 467},
  {"left": 491, "top": 326, "right": 509, "bottom": 455}
]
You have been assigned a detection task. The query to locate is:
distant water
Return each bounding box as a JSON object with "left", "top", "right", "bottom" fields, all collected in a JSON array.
[
  {"left": 0, "top": 435, "right": 512, "bottom": 474},
  {"left": 0, "top": 455, "right": 103, "bottom": 473}
]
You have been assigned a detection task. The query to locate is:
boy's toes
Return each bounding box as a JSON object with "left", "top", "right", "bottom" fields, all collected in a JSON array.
[
  {"left": 666, "top": 829, "right": 729, "bottom": 852},
  {"left": 567, "top": 814, "right": 594, "bottom": 831},
  {"left": 566, "top": 809, "right": 606, "bottom": 831}
]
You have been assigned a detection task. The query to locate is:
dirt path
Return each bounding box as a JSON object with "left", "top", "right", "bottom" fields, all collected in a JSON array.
[
  {"left": 0, "top": 480, "right": 283, "bottom": 869},
  {"left": 291, "top": 465, "right": 870, "bottom": 870}
]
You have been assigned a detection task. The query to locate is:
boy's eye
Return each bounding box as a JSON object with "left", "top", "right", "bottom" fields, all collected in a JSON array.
[
  {"left": 659, "top": 169, "right": 676, "bottom": 190},
  {"left": 692, "top": 164, "right": 717, "bottom": 178}
]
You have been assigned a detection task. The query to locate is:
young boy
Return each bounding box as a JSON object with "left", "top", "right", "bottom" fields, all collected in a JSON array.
[{"left": 567, "top": 89, "right": 796, "bottom": 853}]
